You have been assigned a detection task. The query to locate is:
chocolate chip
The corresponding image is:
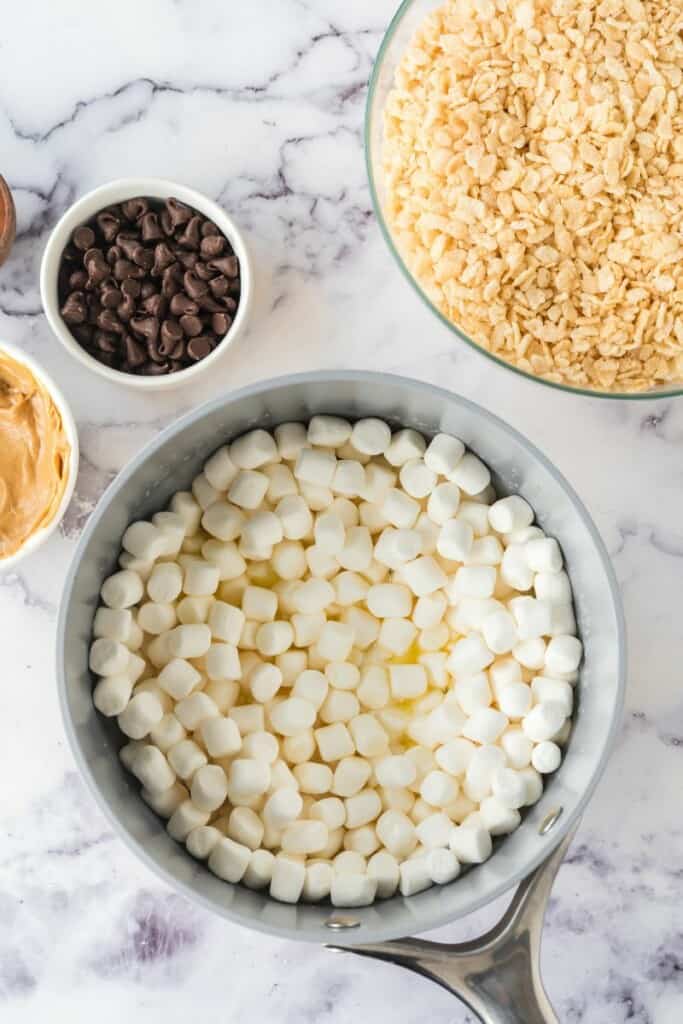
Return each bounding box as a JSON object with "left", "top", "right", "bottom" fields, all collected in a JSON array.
[
  {"left": 114, "top": 258, "right": 143, "bottom": 281},
  {"left": 166, "top": 197, "right": 192, "bottom": 228},
  {"left": 73, "top": 225, "right": 96, "bottom": 251},
  {"left": 160, "top": 209, "right": 174, "bottom": 236},
  {"left": 132, "top": 244, "right": 154, "bottom": 270},
  {"left": 61, "top": 291, "right": 87, "bottom": 324},
  {"left": 69, "top": 270, "right": 89, "bottom": 290},
  {"left": 101, "top": 286, "right": 123, "bottom": 309},
  {"left": 200, "top": 234, "right": 225, "bottom": 259},
  {"left": 177, "top": 215, "right": 202, "bottom": 249},
  {"left": 160, "top": 318, "right": 183, "bottom": 350},
  {"left": 106, "top": 245, "right": 122, "bottom": 267},
  {"left": 121, "top": 278, "right": 141, "bottom": 299},
  {"left": 72, "top": 323, "right": 93, "bottom": 345},
  {"left": 152, "top": 242, "right": 176, "bottom": 276},
  {"left": 194, "top": 261, "right": 214, "bottom": 281},
  {"left": 169, "top": 293, "right": 197, "bottom": 316},
  {"left": 176, "top": 250, "right": 199, "bottom": 271},
  {"left": 117, "top": 295, "right": 136, "bottom": 322},
  {"left": 123, "top": 334, "right": 147, "bottom": 368},
  {"left": 209, "top": 275, "right": 229, "bottom": 298},
  {"left": 97, "top": 309, "right": 125, "bottom": 335},
  {"left": 142, "top": 292, "right": 167, "bottom": 319},
  {"left": 197, "top": 293, "right": 225, "bottom": 313},
  {"left": 139, "top": 359, "right": 171, "bottom": 375},
  {"left": 208, "top": 255, "right": 239, "bottom": 278},
  {"left": 116, "top": 232, "right": 140, "bottom": 260},
  {"left": 130, "top": 315, "right": 159, "bottom": 343},
  {"left": 187, "top": 335, "right": 214, "bottom": 361},
  {"left": 94, "top": 349, "right": 119, "bottom": 368},
  {"left": 95, "top": 330, "right": 119, "bottom": 353},
  {"left": 62, "top": 244, "right": 81, "bottom": 264},
  {"left": 212, "top": 312, "right": 232, "bottom": 335},
  {"left": 140, "top": 281, "right": 157, "bottom": 299},
  {"left": 97, "top": 211, "right": 120, "bottom": 242},
  {"left": 201, "top": 220, "right": 221, "bottom": 237},
  {"left": 122, "top": 198, "right": 149, "bottom": 222},
  {"left": 162, "top": 264, "right": 184, "bottom": 298},
  {"left": 179, "top": 313, "right": 203, "bottom": 337},
  {"left": 183, "top": 270, "right": 207, "bottom": 300},
  {"left": 147, "top": 338, "right": 167, "bottom": 364},
  {"left": 140, "top": 212, "right": 163, "bottom": 242}
]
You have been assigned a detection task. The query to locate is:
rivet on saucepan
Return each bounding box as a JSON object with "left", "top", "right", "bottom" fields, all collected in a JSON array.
[
  {"left": 325, "top": 914, "right": 361, "bottom": 930},
  {"left": 539, "top": 807, "right": 563, "bottom": 835}
]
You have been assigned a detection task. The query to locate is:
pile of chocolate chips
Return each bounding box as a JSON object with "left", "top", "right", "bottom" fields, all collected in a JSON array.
[{"left": 57, "top": 196, "right": 240, "bottom": 376}]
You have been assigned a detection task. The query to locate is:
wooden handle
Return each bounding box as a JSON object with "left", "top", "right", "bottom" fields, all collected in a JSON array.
[{"left": 0, "top": 176, "right": 16, "bottom": 267}]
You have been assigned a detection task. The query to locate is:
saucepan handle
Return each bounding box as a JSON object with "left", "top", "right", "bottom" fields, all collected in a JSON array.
[{"left": 329, "top": 825, "right": 577, "bottom": 1024}]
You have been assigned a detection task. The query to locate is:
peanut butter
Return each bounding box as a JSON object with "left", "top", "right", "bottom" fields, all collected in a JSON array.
[{"left": 0, "top": 349, "right": 71, "bottom": 559}]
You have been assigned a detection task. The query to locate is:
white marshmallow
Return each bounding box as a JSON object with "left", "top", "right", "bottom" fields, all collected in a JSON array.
[
  {"left": 299, "top": 483, "right": 334, "bottom": 511},
  {"left": 532, "top": 740, "right": 562, "bottom": 774},
  {"left": 270, "top": 540, "right": 305, "bottom": 581},
  {"left": 229, "top": 704, "right": 265, "bottom": 736},
  {"left": 241, "top": 585, "right": 277, "bottom": 623},
  {"left": 481, "top": 609, "right": 518, "bottom": 654},
  {"left": 454, "top": 565, "right": 497, "bottom": 599},
  {"left": 164, "top": 621, "right": 211, "bottom": 660},
  {"left": 550, "top": 603, "right": 577, "bottom": 637},
  {"left": 492, "top": 767, "right": 527, "bottom": 809},
  {"left": 479, "top": 796, "right": 521, "bottom": 835},
  {"left": 293, "top": 762, "right": 333, "bottom": 795},
  {"left": 464, "top": 745, "right": 506, "bottom": 801},
  {"left": 167, "top": 739, "right": 208, "bottom": 780},
  {"left": 457, "top": 501, "right": 491, "bottom": 537},
  {"left": 275, "top": 649, "right": 307, "bottom": 685},
  {"left": 93, "top": 674, "right": 134, "bottom": 717},
  {"left": 149, "top": 713, "right": 186, "bottom": 753},
  {"left": 269, "top": 697, "right": 316, "bottom": 736},
  {"left": 293, "top": 669, "right": 328, "bottom": 708},
  {"left": 344, "top": 789, "right": 382, "bottom": 829},
  {"left": 342, "top": 608, "right": 380, "bottom": 649},
  {"left": 101, "top": 569, "right": 144, "bottom": 610},
  {"left": 420, "top": 770, "right": 458, "bottom": 808},
  {"left": 513, "top": 637, "right": 547, "bottom": 670},
  {"left": 122, "top": 521, "right": 167, "bottom": 562},
  {"left": 519, "top": 766, "right": 544, "bottom": 805},
  {"left": 466, "top": 536, "right": 503, "bottom": 566},
  {"left": 423, "top": 433, "right": 464, "bottom": 476},
  {"left": 435, "top": 737, "right": 476, "bottom": 777},
  {"left": 501, "top": 544, "right": 534, "bottom": 591},
  {"left": 426, "top": 483, "right": 461, "bottom": 526},
  {"left": 413, "top": 592, "right": 447, "bottom": 629},
  {"left": 155, "top": 658, "right": 200, "bottom": 700},
  {"left": 399, "top": 458, "right": 437, "bottom": 500},
  {"left": 175, "top": 692, "right": 220, "bottom": 731},
  {"left": 367, "top": 583, "right": 413, "bottom": 618},
  {"left": 152, "top": 511, "right": 186, "bottom": 556},
  {"left": 311, "top": 797, "right": 346, "bottom": 830},
  {"left": 389, "top": 664, "right": 427, "bottom": 700},
  {"left": 416, "top": 811, "right": 453, "bottom": 849},
  {"left": 255, "top": 620, "right": 294, "bottom": 656},
  {"left": 509, "top": 596, "right": 553, "bottom": 640},
  {"left": 191, "top": 764, "right": 229, "bottom": 813},
  {"left": 192, "top": 473, "right": 221, "bottom": 510},
  {"left": 206, "top": 679, "right": 240, "bottom": 713},
  {"left": 500, "top": 727, "right": 533, "bottom": 768},
  {"left": 374, "top": 527, "right": 422, "bottom": 568},
  {"left": 302, "top": 861, "right": 334, "bottom": 902},
  {"left": 169, "top": 492, "right": 203, "bottom": 535},
  {"left": 357, "top": 666, "right": 390, "bottom": 710},
  {"left": 453, "top": 673, "right": 491, "bottom": 715},
  {"left": 332, "top": 756, "right": 371, "bottom": 797},
  {"left": 315, "top": 723, "right": 355, "bottom": 762},
  {"left": 402, "top": 556, "right": 447, "bottom": 597},
  {"left": 525, "top": 537, "right": 563, "bottom": 574},
  {"left": 349, "top": 714, "right": 389, "bottom": 758},
  {"left": 462, "top": 708, "right": 508, "bottom": 745},
  {"left": 325, "top": 662, "right": 360, "bottom": 691},
  {"left": 146, "top": 563, "right": 182, "bottom": 605},
  {"left": 535, "top": 570, "right": 572, "bottom": 604},
  {"left": 203, "top": 445, "right": 238, "bottom": 491},
  {"left": 227, "top": 758, "right": 271, "bottom": 800},
  {"left": 545, "top": 635, "right": 582, "bottom": 675},
  {"left": 331, "top": 460, "right": 366, "bottom": 498},
  {"left": 228, "top": 471, "right": 269, "bottom": 511},
  {"left": 419, "top": 652, "right": 449, "bottom": 690},
  {"left": 243, "top": 848, "right": 276, "bottom": 890},
  {"left": 225, "top": 807, "right": 264, "bottom": 851},
  {"left": 270, "top": 855, "right": 306, "bottom": 903},
  {"left": 209, "top": 836, "right": 251, "bottom": 883},
  {"left": 242, "top": 511, "right": 284, "bottom": 553},
  {"left": 331, "top": 873, "right": 377, "bottom": 907},
  {"left": 199, "top": 716, "right": 242, "bottom": 759},
  {"left": 264, "top": 788, "right": 303, "bottom": 828},
  {"left": 117, "top": 692, "right": 164, "bottom": 739},
  {"left": 449, "top": 634, "right": 495, "bottom": 676},
  {"left": 489, "top": 496, "right": 534, "bottom": 534},
  {"left": 241, "top": 730, "right": 279, "bottom": 764},
  {"left": 349, "top": 418, "right": 390, "bottom": 456},
  {"left": 335, "top": 525, "right": 372, "bottom": 572},
  {"left": 264, "top": 463, "right": 297, "bottom": 503},
  {"left": 320, "top": 690, "right": 359, "bottom": 724},
  {"left": 186, "top": 825, "right": 222, "bottom": 861},
  {"left": 367, "top": 850, "right": 400, "bottom": 898},
  {"left": 497, "top": 682, "right": 533, "bottom": 719},
  {"left": 294, "top": 447, "right": 336, "bottom": 488},
  {"left": 118, "top": 552, "right": 154, "bottom": 580},
  {"left": 375, "top": 754, "right": 417, "bottom": 788},
  {"left": 531, "top": 676, "right": 573, "bottom": 716},
  {"left": 93, "top": 607, "right": 134, "bottom": 644},
  {"left": 129, "top": 745, "right": 176, "bottom": 793},
  {"left": 89, "top": 638, "right": 130, "bottom": 677},
  {"left": 168, "top": 800, "right": 211, "bottom": 842},
  {"left": 176, "top": 595, "right": 213, "bottom": 625},
  {"left": 381, "top": 488, "right": 420, "bottom": 530},
  {"left": 138, "top": 602, "right": 177, "bottom": 635},
  {"left": 141, "top": 781, "right": 188, "bottom": 819},
  {"left": 522, "top": 701, "right": 567, "bottom": 743},
  {"left": 275, "top": 495, "right": 313, "bottom": 540},
  {"left": 308, "top": 415, "right": 352, "bottom": 448},
  {"left": 378, "top": 617, "right": 416, "bottom": 655},
  {"left": 292, "top": 578, "right": 335, "bottom": 614},
  {"left": 428, "top": 847, "right": 461, "bottom": 885},
  {"left": 275, "top": 421, "right": 309, "bottom": 460},
  {"left": 449, "top": 823, "right": 493, "bottom": 863},
  {"left": 376, "top": 810, "right": 417, "bottom": 858},
  {"left": 200, "top": 503, "right": 244, "bottom": 543},
  {"left": 449, "top": 453, "right": 491, "bottom": 495},
  {"left": 398, "top": 856, "right": 432, "bottom": 896},
  {"left": 230, "top": 429, "right": 278, "bottom": 470},
  {"left": 334, "top": 571, "right": 369, "bottom": 607}
]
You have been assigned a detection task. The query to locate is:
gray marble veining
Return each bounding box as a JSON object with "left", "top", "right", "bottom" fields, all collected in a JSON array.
[{"left": 0, "top": 2, "right": 681, "bottom": 1021}]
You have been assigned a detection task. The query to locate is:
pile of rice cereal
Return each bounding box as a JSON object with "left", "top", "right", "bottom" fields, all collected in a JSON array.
[{"left": 382, "top": 0, "right": 683, "bottom": 392}]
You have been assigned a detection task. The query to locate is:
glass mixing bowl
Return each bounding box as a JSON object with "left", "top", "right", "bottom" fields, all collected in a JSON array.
[{"left": 365, "top": 0, "right": 683, "bottom": 399}]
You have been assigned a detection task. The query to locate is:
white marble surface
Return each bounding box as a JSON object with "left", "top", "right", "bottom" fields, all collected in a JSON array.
[{"left": 0, "top": 2, "right": 681, "bottom": 1021}]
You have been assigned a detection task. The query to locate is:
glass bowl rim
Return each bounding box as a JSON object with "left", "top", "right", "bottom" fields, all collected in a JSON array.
[{"left": 364, "top": 0, "right": 683, "bottom": 401}]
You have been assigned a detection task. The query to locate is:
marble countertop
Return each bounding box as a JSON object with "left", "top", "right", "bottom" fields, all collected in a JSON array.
[{"left": 1, "top": 2, "right": 681, "bottom": 1021}]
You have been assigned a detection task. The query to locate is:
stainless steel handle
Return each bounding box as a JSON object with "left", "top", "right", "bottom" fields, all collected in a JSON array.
[{"left": 329, "top": 826, "right": 577, "bottom": 1024}]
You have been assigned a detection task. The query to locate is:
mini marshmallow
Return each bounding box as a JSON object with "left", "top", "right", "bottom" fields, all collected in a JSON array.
[
  {"left": 545, "top": 635, "right": 582, "bottom": 675},
  {"left": 401, "top": 556, "right": 447, "bottom": 597},
  {"left": 435, "top": 737, "right": 476, "bottom": 777},
  {"left": 149, "top": 713, "right": 187, "bottom": 753},
  {"left": 191, "top": 764, "right": 229, "bottom": 813},
  {"left": 332, "top": 460, "right": 366, "bottom": 498},
  {"left": 349, "top": 714, "right": 389, "bottom": 758},
  {"left": 315, "top": 621, "right": 354, "bottom": 663},
  {"left": 398, "top": 856, "right": 432, "bottom": 896},
  {"left": 449, "top": 453, "right": 491, "bottom": 495},
  {"left": 367, "top": 850, "right": 400, "bottom": 898},
  {"left": 500, "top": 727, "right": 533, "bottom": 768},
  {"left": 101, "top": 569, "right": 145, "bottom": 610},
  {"left": 532, "top": 740, "right": 562, "bottom": 774},
  {"left": 302, "top": 861, "right": 334, "bottom": 902},
  {"left": 299, "top": 483, "right": 334, "bottom": 512},
  {"left": 416, "top": 811, "right": 453, "bottom": 849},
  {"left": 428, "top": 847, "right": 461, "bottom": 885},
  {"left": 343, "top": 825, "right": 380, "bottom": 856},
  {"left": 141, "top": 781, "right": 188, "bottom": 819},
  {"left": 525, "top": 537, "right": 563, "bottom": 574},
  {"left": 93, "top": 607, "right": 133, "bottom": 644},
  {"left": 186, "top": 825, "right": 222, "bottom": 861},
  {"left": 176, "top": 596, "right": 213, "bottom": 625},
  {"left": 168, "top": 800, "right": 211, "bottom": 842},
  {"left": 376, "top": 810, "right": 417, "bottom": 858},
  {"left": 344, "top": 789, "right": 382, "bottom": 829},
  {"left": 509, "top": 596, "right": 553, "bottom": 640},
  {"left": 308, "top": 415, "right": 352, "bottom": 448},
  {"left": 293, "top": 762, "right": 333, "bottom": 795},
  {"left": 518, "top": 766, "right": 544, "bottom": 806},
  {"left": 192, "top": 473, "right": 221, "bottom": 510},
  {"left": 481, "top": 609, "right": 518, "bottom": 654},
  {"left": 269, "top": 697, "right": 316, "bottom": 736},
  {"left": 419, "top": 652, "right": 449, "bottom": 690},
  {"left": 453, "top": 673, "right": 491, "bottom": 716},
  {"left": 464, "top": 745, "right": 506, "bottom": 801},
  {"left": 436, "top": 516, "right": 473, "bottom": 566},
  {"left": 497, "top": 682, "right": 533, "bottom": 719},
  {"left": 167, "top": 624, "right": 212, "bottom": 659},
  {"left": 381, "top": 489, "right": 420, "bottom": 530},
  {"left": 228, "top": 470, "right": 269, "bottom": 510},
  {"left": 241, "top": 585, "right": 277, "bottom": 623},
  {"left": 229, "top": 704, "right": 265, "bottom": 736},
  {"left": 311, "top": 797, "right": 346, "bottom": 830},
  {"left": 513, "top": 637, "right": 547, "bottom": 670},
  {"left": 90, "top": 638, "right": 130, "bottom": 677},
  {"left": 462, "top": 708, "right": 508, "bottom": 745},
  {"left": 449, "top": 823, "right": 493, "bottom": 863},
  {"left": 93, "top": 674, "right": 134, "bottom": 717},
  {"left": 550, "top": 603, "right": 577, "bottom": 637},
  {"left": 270, "top": 540, "right": 306, "bottom": 581},
  {"left": 420, "top": 770, "right": 458, "bottom": 808},
  {"left": 201, "top": 502, "right": 245, "bottom": 543},
  {"left": 399, "top": 458, "right": 437, "bottom": 500},
  {"left": 466, "top": 536, "right": 504, "bottom": 566},
  {"left": 325, "top": 662, "right": 360, "bottom": 691},
  {"left": 334, "top": 571, "right": 369, "bottom": 607},
  {"left": 413, "top": 592, "right": 447, "bottom": 629},
  {"left": 492, "top": 767, "right": 527, "bottom": 809},
  {"left": 230, "top": 429, "right": 278, "bottom": 471},
  {"left": 350, "top": 418, "right": 391, "bottom": 456},
  {"left": 138, "top": 602, "right": 177, "bottom": 636},
  {"left": 255, "top": 621, "right": 294, "bottom": 657},
  {"left": 426, "top": 483, "right": 461, "bottom": 526},
  {"left": 293, "top": 669, "right": 328, "bottom": 708},
  {"left": 129, "top": 745, "right": 176, "bottom": 794},
  {"left": 389, "top": 664, "right": 428, "bottom": 700},
  {"left": 294, "top": 447, "right": 336, "bottom": 488},
  {"left": 201, "top": 446, "right": 237, "bottom": 492},
  {"left": 206, "top": 679, "right": 240, "bottom": 713},
  {"left": 118, "top": 552, "right": 154, "bottom": 580},
  {"left": 531, "top": 676, "right": 573, "bottom": 716},
  {"left": 422, "top": 432, "right": 464, "bottom": 475},
  {"left": 199, "top": 716, "right": 242, "bottom": 759},
  {"left": 312, "top": 511, "right": 344, "bottom": 554},
  {"left": 479, "top": 796, "right": 521, "bottom": 836},
  {"left": 146, "top": 563, "right": 183, "bottom": 605},
  {"left": 489, "top": 496, "right": 534, "bottom": 534},
  {"left": 448, "top": 634, "right": 495, "bottom": 676},
  {"left": 208, "top": 836, "right": 251, "bottom": 883},
  {"left": 315, "top": 723, "right": 355, "bottom": 763},
  {"left": 118, "top": 692, "right": 164, "bottom": 739},
  {"left": 335, "top": 526, "right": 372, "bottom": 572},
  {"left": 320, "top": 690, "right": 360, "bottom": 724},
  {"left": 501, "top": 544, "right": 534, "bottom": 591},
  {"left": 357, "top": 666, "right": 390, "bottom": 710},
  {"left": 152, "top": 511, "right": 186, "bottom": 557},
  {"left": 274, "top": 497, "right": 312, "bottom": 542},
  {"left": 264, "top": 788, "right": 303, "bottom": 828},
  {"left": 155, "top": 659, "right": 200, "bottom": 700},
  {"left": 175, "top": 692, "right": 220, "bottom": 731},
  {"left": 224, "top": 806, "right": 265, "bottom": 851},
  {"left": 535, "top": 570, "right": 572, "bottom": 604},
  {"left": 270, "top": 855, "right": 306, "bottom": 903},
  {"left": 522, "top": 701, "right": 567, "bottom": 743},
  {"left": 240, "top": 849, "right": 275, "bottom": 891},
  {"left": 454, "top": 565, "right": 497, "bottom": 600},
  {"left": 332, "top": 756, "right": 371, "bottom": 797},
  {"left": 378, "top": 617, "right": 417, "bottom": 655},
  {"left": 275, "top": 421, "right": 309, "bottom": 461},
  {"left": 122, "top": 521, "right": 167, "bottom": 562},
  {"left": 292, "top": 578, "right": 335, "bottom": 614},
  {"left": 227, "top": 758, "right": 271, "bottom": 800},
  {"left": 169, "top": 491, "right": 203, "bottom": 534},
  {"left": 367, "top": 583, "right": 413, "bottom": 618},
  {"left": 374, "top": 754, "right": 417, "bottom": 788},
  {"left": 456, "top": 501, "right": 491, "bottom": 537}
]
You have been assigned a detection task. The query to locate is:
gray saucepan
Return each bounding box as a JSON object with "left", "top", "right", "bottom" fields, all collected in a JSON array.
[{"left": 57, "top": 371, "right": 625, "bottom": 1023}]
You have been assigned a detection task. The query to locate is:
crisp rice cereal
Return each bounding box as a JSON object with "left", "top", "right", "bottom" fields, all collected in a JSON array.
[{"left": 382, "top": 0, "right": 683, "bottom": 392}]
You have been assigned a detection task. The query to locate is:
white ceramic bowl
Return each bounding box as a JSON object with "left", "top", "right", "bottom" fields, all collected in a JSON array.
[
  {"left": 0, "top": 341, "right": 79, "bottom": 569},
  {"left": 40, "top": 178, "right": 253, "bottom": 391}
]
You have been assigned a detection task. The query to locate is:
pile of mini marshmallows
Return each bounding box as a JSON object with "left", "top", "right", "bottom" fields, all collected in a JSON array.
[{"left": 90, "top": 416, "right": 582, "bottom": 907}]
